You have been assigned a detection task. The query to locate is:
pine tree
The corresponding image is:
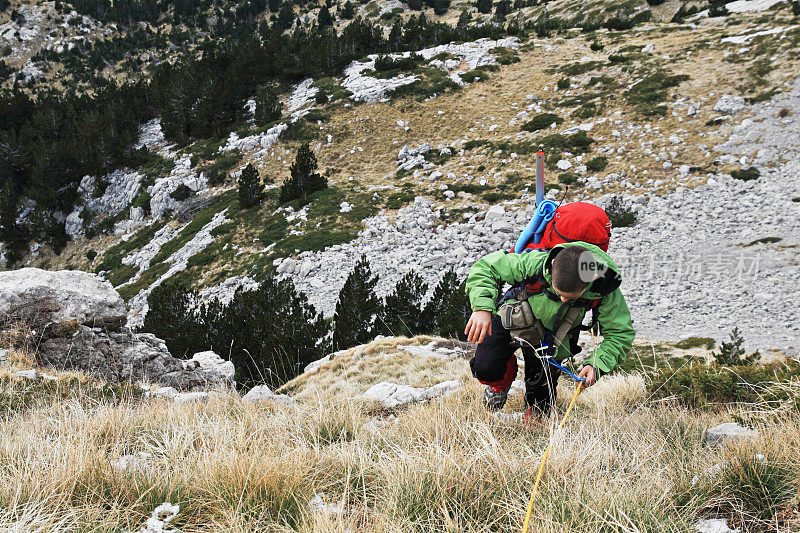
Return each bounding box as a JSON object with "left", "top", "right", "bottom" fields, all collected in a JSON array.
[
  {"left": 279, "top": 143, "right": 327, "bottom": 203},
  {"left": 713, "top": 327, "right": 760, "bottom": 366},
  {"left": 238, "top": 163, "right": 266, "bottom": 209},
  {"left": 143, "top": 280, "right": 204, "bottom": 359},
  {"left": 377, "top": 272, "right": 428, "bottom": 337},
  {"left": 268, "top": 0, "right": 281, "bottom": 11},
  {"left": 255, "top": 86, "right": 283, "bottom": 125},
  {"left": 341, "top": 0, "right": 355, "bottom": 19},
  {"left": 422, "top": 269, "right": 469, "bottom": 339},
  {"left": 457, "top": 8, "right": 471, "bottom": 26},
  {"left": 332, "top": 255, "right": 382, "bottom": 350},
  {"left": 0, "top": 186, "right": 30, "bottom": 265},
  {"left": 433, "top": 0, "right": 450, "bottom": 15},
  {"left": 318, "top": 5, "right": 333, "bottom": 26},
  {"left": 208, "top": 275, "right": 329, "bottom": 387},
  {"left": 476, "top": 0, "right": 492, "bottom": 14},
  {"left": 277, "top": 4, "right": 295, "bottom": 29},
  {"left": 494, "top": 0, "right": 510, "bottom": 21},
  {"left": 407, "top": 0, "right": 423, "bottom": 10}
]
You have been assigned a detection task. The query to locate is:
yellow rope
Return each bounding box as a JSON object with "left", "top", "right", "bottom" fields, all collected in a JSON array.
[{"left": 520, "top": 381, "right": 583, "bottom": 533}]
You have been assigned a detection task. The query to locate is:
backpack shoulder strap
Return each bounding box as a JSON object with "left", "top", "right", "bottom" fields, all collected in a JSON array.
[{"left": 551, "top": 304, "right": 582, "bottom": 351}]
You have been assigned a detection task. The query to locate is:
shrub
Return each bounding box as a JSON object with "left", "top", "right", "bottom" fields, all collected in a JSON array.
[
  {"left": 590, "top": 41, "right": 604, "bottom": 51},
  {"left": 585, "top": 155, "right": 608, "bottom": 172},
  {"left": 605, "top": 196, "right": 636, "bottom": 228},
  {"left": 86, "top": 249, "right": 97, "bottom": 262},
  {"left": 792, "top": 0, "right": 800, "bottom": 15},
  {"left": 374, "top": 54, "right": 422, "bottom": 72},
  {"left": 646, "top": 360, "right": 800, "bottom": 408},
  {"left": 169, "top": 184, "right": 193, "bottom": 202},
  {"left": 433, "top": 0, "right": 450, "bottom": 15},
  {"left": 557, "top": 78, "right": 570, "bottom": 90},
  {"left": 708, "top": 0, "right": 729, "bottom": 17},
  {"left": 377, "top": 272, "right": 428, "bottom": 336},
  {"left": 279, "top": 143, "right": 327, "bottom": 204},
  {"left": 731, "top": 167, "right": 760, "bottom": 181},
  {"left": 332, "top": 255, "right": 382, "bottom": 351},
  {"left": 646, "top": 0, "right": 665, "bottom": 5},
  {"left": 674, "top": 336, "right": 715, "bottom": 350},
  {"left": 558, "top": 172, "right": 577, "bottom": 185},
  {"left": 238, "top": 164, "right": 266, "bottom": 209},
  {"left": 521, "top": 113, "right": 563, "bottom": 132},
  {"left": 671, "top": 3, "right": 699, "bottom": 22},
  {"left": 713, "top": 327, "right": 760, "bottom": 366},
  {"left": 142, "top": 280, "right": 204, "bottom": 359},
  {"left": 625, "top": 73, "right": 690, "bottom": 117},
  {"left": 604, "top": 15, "right": 633, "bottom": 31}
]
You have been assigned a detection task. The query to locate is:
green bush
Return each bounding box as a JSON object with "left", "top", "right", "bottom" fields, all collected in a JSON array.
[
  {"left": 557, "top": 78, "right": 570, "bottom": 90},
  {"left": 646, "top": 360, "right": 800, "bottom": 408},
  {"left": 605, "top": 196, "right": 637, "bottom": 228},
  {"left": 169, "top": 184, "right": 193, "bottom": 202},
  {"left": 590, "top": 41, "right": 604, "bottom": 51},
  {"left": 558, "top": 172, "right": 577, "bottom": 185},
  {"left": 731, "top": 167, "right": 760, "bottom": 181},
  {"left": 585, "top": 155, "right": 608, "bottom": 172},
  {"left": 521, "top": 113, "right": 563, "bottom": 132},
  {"left": 625, "top": 73, "right": 690, "bottom": 117},
  {"left": 674, "top": 337, "right": 715, "bottom": 350}
]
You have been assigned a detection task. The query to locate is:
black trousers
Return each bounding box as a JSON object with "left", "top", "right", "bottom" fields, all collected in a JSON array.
[{"left": 469, "top": 314, "right": 560, "bottom": 413}]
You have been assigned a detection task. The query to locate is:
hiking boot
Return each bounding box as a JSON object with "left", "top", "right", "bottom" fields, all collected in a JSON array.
[
  {"left": 483, "top": 385, "right": 510, "bottom": 411},
  {"left": 523, "top": 406, "right": 558, "bottom": 428}
]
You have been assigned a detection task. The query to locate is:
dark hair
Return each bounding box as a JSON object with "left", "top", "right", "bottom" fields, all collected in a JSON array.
[{"left": 551, "top": 246, "right": 593, "bottom": 294}]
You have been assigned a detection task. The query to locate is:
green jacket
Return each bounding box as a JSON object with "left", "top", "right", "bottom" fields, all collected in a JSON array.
[{"left": 465, "top": 242, "right": 634, "bottom": 375}]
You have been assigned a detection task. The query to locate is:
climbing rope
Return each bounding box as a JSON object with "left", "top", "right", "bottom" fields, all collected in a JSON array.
[{"left": 520, "top": 380, "right": 583, "bottom": 533}]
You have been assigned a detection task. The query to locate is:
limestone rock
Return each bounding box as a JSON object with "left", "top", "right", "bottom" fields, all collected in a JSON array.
[
  {"left": 694, "top": 518, "right": 739, "bottom": 533},
  {"left": 363, "top": 380, "right": 461, "bottom": 408},
  {"left": 713, "top": 95, "right": 746, "bottom": 115},
  {"left": 187, "top": 351, "right": 235, "bottom": 381},
  {"left": 242, "top": 384, "right": 297, "bottom": 405},
  {"left": 706, "top": 422, "right": 757, "bottom": 446},
  {"left": 0, "top": 268, "right": 127, "bottom": 329}
]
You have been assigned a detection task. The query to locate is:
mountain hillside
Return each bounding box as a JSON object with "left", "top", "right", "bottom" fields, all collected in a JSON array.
[{"left": 1, "top": 0, "right": 798, "bottom": 357}]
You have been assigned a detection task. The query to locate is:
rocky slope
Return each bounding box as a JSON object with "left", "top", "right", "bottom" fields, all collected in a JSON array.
[{"left": 3, "top": 0, "right": 800, "bottom": 353}]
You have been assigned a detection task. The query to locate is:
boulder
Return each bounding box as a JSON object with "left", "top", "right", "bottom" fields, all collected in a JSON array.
[
  {"left": 706, "top": 422, "right": 757, "bottom": 446},
  {"left": 187, "top": 351, "right": 235, "bottom": 381},
  {"left": 242, "top": 384, "right": 297, "bottom": 405},
  {"left": 0, "top": 268, "right": 127, "bottom": 329},
  {"left": 713, "top": 95, "right": 746, "bottom": 115},
  {"left": 39, "top": 327, "right": 228, "bottom": 390},
  {"left": 0, "top": 269, "right": 232, "bottom": 391}
]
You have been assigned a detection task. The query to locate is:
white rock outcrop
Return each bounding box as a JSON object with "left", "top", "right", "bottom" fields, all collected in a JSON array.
[
  {"left": 706, "top": 422, "right": 758, "bottom": 446},
  {"left": 0, "top": 268, "right": 127, "bottom": 328},
  {"left": 363, "top": 380, "right": 461, "bottom": 408}
]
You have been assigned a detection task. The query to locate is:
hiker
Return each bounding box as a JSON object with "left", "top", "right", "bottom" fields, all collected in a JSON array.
[{"left": 464, "top": 242, "right": 634, "bottom": 421}]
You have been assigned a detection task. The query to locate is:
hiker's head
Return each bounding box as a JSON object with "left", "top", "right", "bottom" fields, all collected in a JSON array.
[{"left": 551, "top": 246, "right": 603, "bottom": 301}]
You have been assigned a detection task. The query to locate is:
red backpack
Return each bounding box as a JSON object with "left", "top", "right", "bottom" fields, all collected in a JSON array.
[{"left": 524, "top": 202, "right": 611, "bottom": 252}]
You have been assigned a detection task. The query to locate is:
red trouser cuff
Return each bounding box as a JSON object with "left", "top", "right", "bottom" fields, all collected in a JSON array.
[{"left": 478, "top": 356, "right": 518, "bottom": 392}]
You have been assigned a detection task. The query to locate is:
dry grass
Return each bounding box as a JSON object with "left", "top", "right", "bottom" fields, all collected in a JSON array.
[{"left": 2, "top": 340, "right": 799, "bottom": 532}]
